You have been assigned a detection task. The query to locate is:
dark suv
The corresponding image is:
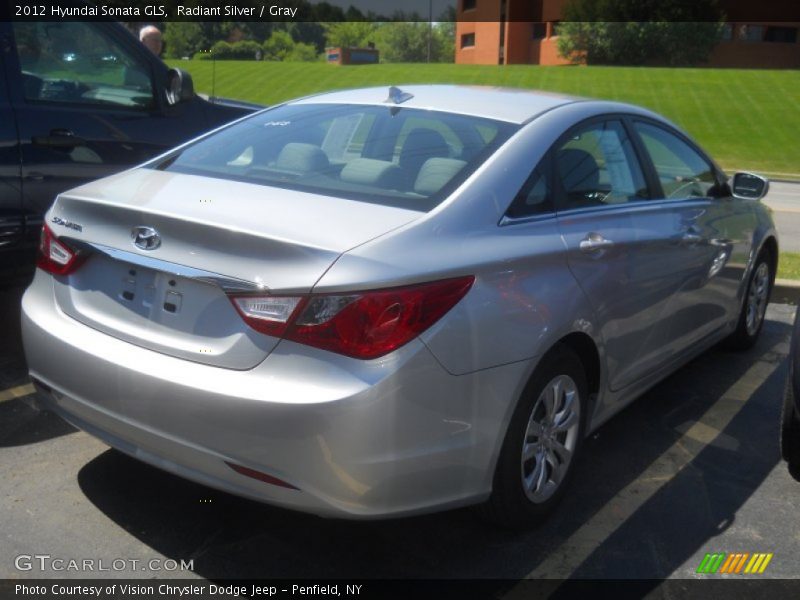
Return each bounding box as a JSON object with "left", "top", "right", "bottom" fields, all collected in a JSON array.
[
  {"left": 781, "top": 305, "right": 800, "bottom": 479},
  {"left": 0, "top": 14, "right": 260, "bottom": 282}
]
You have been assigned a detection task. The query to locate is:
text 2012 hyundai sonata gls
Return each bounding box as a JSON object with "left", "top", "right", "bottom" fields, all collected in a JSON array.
[{"left": 22, "top": 85, "right": 777, "bottom": 526}]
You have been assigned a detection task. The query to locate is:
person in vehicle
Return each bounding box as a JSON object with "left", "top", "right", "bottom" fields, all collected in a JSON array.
[{"left": 139, "top": 25, "right": 163, "bottom": 56}]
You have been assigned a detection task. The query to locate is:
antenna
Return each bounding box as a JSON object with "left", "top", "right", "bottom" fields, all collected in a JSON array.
[{"left": 385, "top": 86, "right": 414, "bottom": 104}]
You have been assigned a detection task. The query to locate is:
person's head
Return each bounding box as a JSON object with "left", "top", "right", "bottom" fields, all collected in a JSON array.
[{"left": 139, "top": 25, "right": 163, "bottom": 56}]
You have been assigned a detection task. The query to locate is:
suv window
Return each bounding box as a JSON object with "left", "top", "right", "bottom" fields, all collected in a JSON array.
[
  {"left": 634, "top": 121, "right": 718, "bottom": 199},
  {"left": 12, "top": 22, "right": 154, "bottom": 110},
  {"left": 555, "top": 120, "right": 649, "bottom": 210}
]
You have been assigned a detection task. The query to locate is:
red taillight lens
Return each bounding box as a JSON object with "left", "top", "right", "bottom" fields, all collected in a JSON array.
[
  {"left": 229, "top": 276, "right": 474, "bottom": 360},
  {"left": 36, "top": 224, "right": 85, "bottom": 276}
]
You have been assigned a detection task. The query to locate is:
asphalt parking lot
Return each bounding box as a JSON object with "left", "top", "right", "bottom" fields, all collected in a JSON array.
[{"left": 1, "top": 282, "right": 798, "bottom": 584}]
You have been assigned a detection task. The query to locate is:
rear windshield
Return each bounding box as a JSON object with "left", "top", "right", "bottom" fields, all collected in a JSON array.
[{"left": 152, "top": 103, "right": 518, "bottom": 211}]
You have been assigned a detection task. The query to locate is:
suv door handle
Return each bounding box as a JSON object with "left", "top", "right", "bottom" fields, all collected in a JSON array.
[
  {"left": 680, "top": 225, "right": 703, "bottom": 246},
  {"left": 32, "top": 129, "right": 86, "bottom": 148},
  {"left": 579, "top": 233, "right": 614, "bottom": 254},
  {"left": 681, "top": 232, "right": 703, "bottom": 246}
]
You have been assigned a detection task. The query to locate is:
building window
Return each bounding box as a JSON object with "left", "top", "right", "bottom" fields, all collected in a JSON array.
[
  {"left": 765, "top": 26, "right": 798, "bottom": 43},
  {"left": 461, "top": 33, "right": 476, "bottom": 48},
  {"left": 462, "top": 0, "right": 476, "bottom": 11},
  {"left": 532, "top": 23, "right": 547, "bottom": 40},
  {"left": 550, "top": 21, "right": 562, "bottom": 37},
  {"left": 744, "top": 25, "right": 765, "bottom": 41}
]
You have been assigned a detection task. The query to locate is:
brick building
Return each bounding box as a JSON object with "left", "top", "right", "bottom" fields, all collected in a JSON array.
[{"left": 455, "top": 0, "right": 800, "bottom": 68}]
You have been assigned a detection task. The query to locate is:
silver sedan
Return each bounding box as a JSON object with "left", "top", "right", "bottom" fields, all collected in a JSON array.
[{"left": 22, "top": 85, "right": 777, "bottom": 527}]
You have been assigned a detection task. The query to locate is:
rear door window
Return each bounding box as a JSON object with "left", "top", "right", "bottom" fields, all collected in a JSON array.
[
  {"left": 505, "top": 159, "right": 553, "bottom": 219},
  {"left": 554, "top": 119, "right": 649, "bottom": 210}
]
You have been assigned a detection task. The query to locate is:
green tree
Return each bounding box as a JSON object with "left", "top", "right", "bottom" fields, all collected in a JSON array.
[
  {"left": 286, "top": 42, "right": 319, "bottom": 62},
  {"left": 557, "top": 0, "right": 724, "bottom": 66},
  {"left": 163, "top": 22, "right": 212, "bottom": 58},
  {"left": 262, "top": 30, "right": 295, "bottom": 61},
  {"left": 322, "top": 22, "right": 378, "bottom": 48},
  {"left": 435, "top": 22, "right": 455, "bottom": 63},
  {"left": 374, "top": 22, "right": 453, "bottom": 63},
  {"left": 208, "top": 40, "right": 262, "bottom": 60}
]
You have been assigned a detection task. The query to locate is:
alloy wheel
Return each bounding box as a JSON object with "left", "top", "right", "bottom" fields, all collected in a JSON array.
[{"left": 521, "top": 374, "right": 581, "bottom": 504}]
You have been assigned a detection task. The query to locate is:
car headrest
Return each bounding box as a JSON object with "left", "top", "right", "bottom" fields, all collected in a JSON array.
[
  {"left": 399, "top": 129, "right": 450, "bottom": 173},
  {"left": 340, "top": 158, "right": 403, "bottom": 189},
  {"left": 414, "top": 158, "right": 467, "bottom": 196},
  {"left": 275, "top": 143, "right": 330, "bottom": 173},
  {"left": 556, "top": 148, "right": 600, "bottom": 193}
]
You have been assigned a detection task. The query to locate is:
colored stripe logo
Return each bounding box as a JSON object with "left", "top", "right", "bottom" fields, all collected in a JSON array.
[{"left": 697, "top": 552, "right": 773, "bottom": 574}]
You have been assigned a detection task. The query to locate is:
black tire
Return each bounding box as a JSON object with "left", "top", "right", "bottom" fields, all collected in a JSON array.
[
  {"left": 479, "top": 345, "right": 588, "bottom": 529},
  {"left": 780, "top": 374, "right": 800, "bottom": 482},
  {"left": 726, "top": 250, "right": 773, "bottom": 351}
]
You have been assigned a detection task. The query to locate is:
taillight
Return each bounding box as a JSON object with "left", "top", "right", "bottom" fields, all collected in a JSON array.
[
  {"left": 36, "top": 224, "right": 85, "bottom": 276},
  {"left": 230, "top": 296, "right": 305, "bottom": 337},
  {"left": 229, "top": 276, "right": 474, "bottom": 360}
]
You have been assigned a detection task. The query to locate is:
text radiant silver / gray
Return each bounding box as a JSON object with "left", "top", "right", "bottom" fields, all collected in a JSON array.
[{"left": 22, "top": 85, "right": 777, "bottom": 526}]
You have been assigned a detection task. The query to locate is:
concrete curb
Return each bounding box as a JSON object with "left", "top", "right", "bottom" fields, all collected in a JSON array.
[{"left": 773, "top": 278, "right": 800, "bottom": 305}]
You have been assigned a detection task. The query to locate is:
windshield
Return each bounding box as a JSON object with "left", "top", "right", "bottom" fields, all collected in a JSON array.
[{"left": 152, "top": 103, "right": 519, "bottom": 211}]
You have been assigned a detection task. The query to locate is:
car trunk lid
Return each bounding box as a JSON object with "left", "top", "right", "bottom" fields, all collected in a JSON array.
[{"left": 47, "top": 169, "right": 420, "bottom": 369}]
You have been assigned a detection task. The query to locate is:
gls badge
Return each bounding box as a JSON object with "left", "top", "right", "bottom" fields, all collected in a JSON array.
[{"left": 131, "top": 226, "right": 161, "bottom": 251}]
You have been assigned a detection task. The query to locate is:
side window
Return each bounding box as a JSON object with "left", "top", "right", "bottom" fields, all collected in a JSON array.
[
  {"left": 506, "top": 158, "right": 552, "bottom": 219},
  {"left": 11, "top": 22, "right": 154, "bottom": 110},
  {"left": 634, "top": 121, "right": 718, "bottom": 199},
  {"left": 555, "top": 120, "right": 649, "bottom": 210}
]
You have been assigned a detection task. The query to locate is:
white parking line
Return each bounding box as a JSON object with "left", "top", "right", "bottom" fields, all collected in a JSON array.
[
  {"left": 0, "top": 382, "right": 35, "bottom": 404},
  {"left": 506, "top": 339, "right": 787, "bottom": 587}
]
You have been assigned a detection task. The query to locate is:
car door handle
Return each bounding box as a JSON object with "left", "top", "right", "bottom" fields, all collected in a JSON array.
[
  {"left": 579, "top": 233, "right": 614, "bottom": 254},
  {"left": 32, "top": 129, "right": 86, "bottom": 148}
]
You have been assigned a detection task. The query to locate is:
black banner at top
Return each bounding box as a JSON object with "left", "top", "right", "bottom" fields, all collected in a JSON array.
[{"left": 5, "top": 0, "right": 800, "bottom": 23}]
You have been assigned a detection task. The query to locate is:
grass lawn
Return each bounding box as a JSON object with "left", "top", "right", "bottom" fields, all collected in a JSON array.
[
  {"left": 168, "top": 60, "right": 800, "bottom": 178},
  {"left": 779, "top": 253, "right": 800, "bottom": 281}
]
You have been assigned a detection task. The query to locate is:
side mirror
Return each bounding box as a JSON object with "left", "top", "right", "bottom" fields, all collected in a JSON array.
[
  {"left": 731, "top": 172, "right": 769, "bottom": 201},
  {"left": 166, "top": 68, "right": 195, "bottom": 105}
]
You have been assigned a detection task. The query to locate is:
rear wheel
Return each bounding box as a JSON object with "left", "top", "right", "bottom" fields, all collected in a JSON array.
[
  {"left": 727, "top": 252, "right": 772, "bottom": 350},
  {"left": 480, "top": 346, "right": 587, "bottom": 528}
]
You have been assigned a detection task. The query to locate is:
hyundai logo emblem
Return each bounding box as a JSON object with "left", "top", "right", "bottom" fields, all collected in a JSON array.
[{"left": 131, "top": 226, "right": 161, "bottom": 251}]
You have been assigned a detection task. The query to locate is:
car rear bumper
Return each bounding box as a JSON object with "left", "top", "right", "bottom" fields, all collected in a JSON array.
[{"left": 21, "top": 271, "right": 530, "bottom": 518}]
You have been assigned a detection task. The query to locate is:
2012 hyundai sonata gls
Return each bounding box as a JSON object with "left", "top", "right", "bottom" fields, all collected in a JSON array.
[{"left": 22, "top": 85, "right": 777, "bottom": 526}]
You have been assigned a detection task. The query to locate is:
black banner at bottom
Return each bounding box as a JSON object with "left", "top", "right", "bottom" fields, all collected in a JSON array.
[{"left": 3, "top": 579, "right": 800, "bottom": 600}]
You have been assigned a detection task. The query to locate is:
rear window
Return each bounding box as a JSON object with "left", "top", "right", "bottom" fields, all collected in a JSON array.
[{"left": 153, "top": 103, "right": 518, "bottom": 211}]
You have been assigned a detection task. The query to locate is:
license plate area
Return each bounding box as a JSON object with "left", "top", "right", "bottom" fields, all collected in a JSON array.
[
  {"left": 117, "top": 265, "right": 185, "bottom": 316},
  {"left": 53, "top": 253, "right": 280, "bottom": 369}
]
